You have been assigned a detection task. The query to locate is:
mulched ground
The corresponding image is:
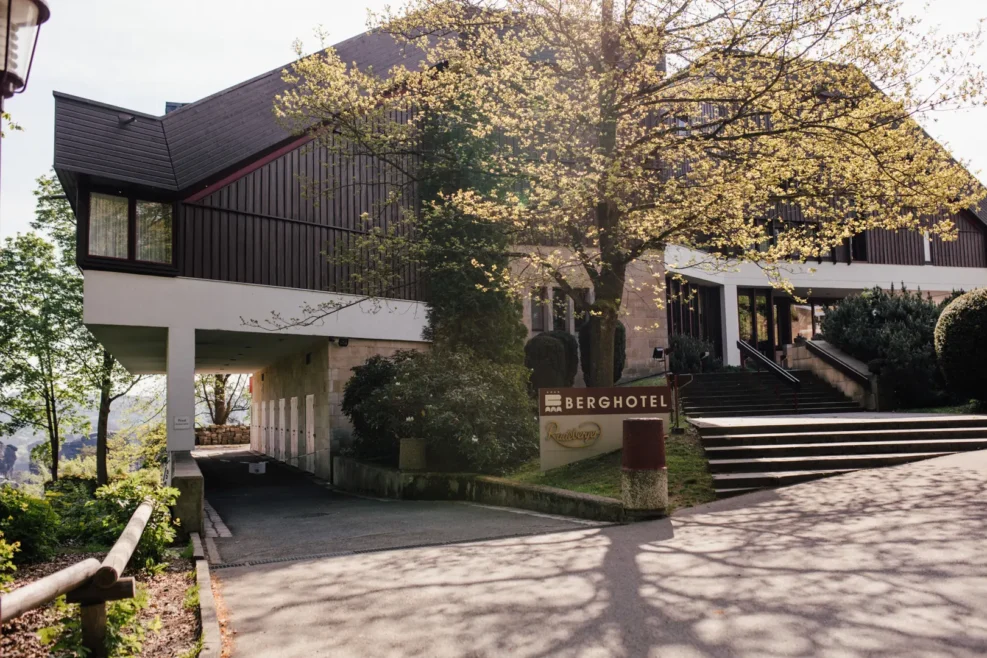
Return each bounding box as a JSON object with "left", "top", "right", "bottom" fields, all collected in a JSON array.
[{"left": 1, "top": 551, "right": 201, "bottom": 658}]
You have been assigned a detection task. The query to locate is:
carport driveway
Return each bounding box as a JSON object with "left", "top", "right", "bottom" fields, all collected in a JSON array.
[{"left": 195, "top": 448, "right": 594, "bottom": 565}]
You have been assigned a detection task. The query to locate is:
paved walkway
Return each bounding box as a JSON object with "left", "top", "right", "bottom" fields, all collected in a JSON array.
[
  {"left": 690, "top": 411, "right": 987, "bottom": 429},
  {"left": 212, "top": 449, "right": 987, "bottom": 657},
  {"left": 195, "top": 449, "right": 598, "bottom": 566}
]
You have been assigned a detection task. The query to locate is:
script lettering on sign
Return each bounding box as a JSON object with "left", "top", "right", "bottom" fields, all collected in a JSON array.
[{"left": 546, "top": 421, "right": 602, "bottom": 448}]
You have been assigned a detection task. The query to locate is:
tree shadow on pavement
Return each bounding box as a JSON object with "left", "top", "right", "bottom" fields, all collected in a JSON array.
[{"left": 214, "top": 453, "right": 987, "bottom": 657}]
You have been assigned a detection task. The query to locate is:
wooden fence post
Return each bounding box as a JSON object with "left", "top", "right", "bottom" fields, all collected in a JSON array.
[{"left": 81, "top": 603, "right": 108, "bottom": 658}]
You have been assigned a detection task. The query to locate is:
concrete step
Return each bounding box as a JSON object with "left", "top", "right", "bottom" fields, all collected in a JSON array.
[
  {"left": 711, "top": 468, "right": 856, "bottom": 490},
  {"left": 690, "top": 407, "right": 865, "bottom": 418},
  {"left": 700, "top": 426, "right": 987, "bottom": 446},
  {"left": 695, "top": 416, "right": 987, "bottom": 436},
  {"left": 686, "top": 402, "right": 861, "bottom": 414},
  {"left": 707, "top": 451, "right": 952, "bottom": 473},
  {"left": 704, "top": 437, "right": 987, "bottom": 459}
]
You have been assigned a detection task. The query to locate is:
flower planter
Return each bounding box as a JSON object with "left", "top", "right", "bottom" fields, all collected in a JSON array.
[{"left": 398, "top": 437, "right": 427, "bottom": 471}]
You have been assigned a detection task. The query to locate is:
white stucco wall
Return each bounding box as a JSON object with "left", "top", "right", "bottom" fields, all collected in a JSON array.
[{"left": 84, "top": 271, "right": 429, "bottom": 452}]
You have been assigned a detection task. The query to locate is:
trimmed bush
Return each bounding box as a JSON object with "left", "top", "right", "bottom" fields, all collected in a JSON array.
[
  {"left": 0, "top": 486, "right": 60, "bottom": 564},
  {"left": 354, "top": 349, "right": 538, "bottom": 474},
  {"left": 821, "top": 286, "right": 947, "bottom": 408},
  {"left": 544, "top": 331, "right": 579, "bottom": 386},
  {"left": 525, "top": 334, "right": 567, "bottom": 391},
  {"left": 935, "top": 288, "right": 987, "bottom": 402},
  {"left": 578, "top": 321, "right": 627, "bottom": 386},
  {"left": 669, "top": 334, "right": 719, "bottom": 374}
]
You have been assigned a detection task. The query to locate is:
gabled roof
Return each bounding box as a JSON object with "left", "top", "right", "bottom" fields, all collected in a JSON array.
[{"left": 54, "top": 30, "right": 426, "bottom": 194}]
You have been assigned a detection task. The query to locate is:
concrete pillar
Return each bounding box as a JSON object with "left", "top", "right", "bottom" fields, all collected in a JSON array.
[
  {"left": 721, "top": 283, "right": 742, "bottom": 366},
  {"left": 621, "top": 418, "right": 667, "bottom": 519},
  {"left": 166, "top": 326, "right": 196, "bottom": 452}
]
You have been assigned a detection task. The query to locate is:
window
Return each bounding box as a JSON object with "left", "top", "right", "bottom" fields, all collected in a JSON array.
[
  {"left": 87, "top": 192, "right": 174, "bottom": 267},
  {"left": 89, "top": 193, "right": 129, "bottom": 259},
  {"left": 136, "top": 201, "right": 173, "bottom": 264},
  {"left": 530, "top": 288, "right": 548, "bottom": 331},
  {"left": 552, "top": 287, "right": 569, "bottom": 331}
]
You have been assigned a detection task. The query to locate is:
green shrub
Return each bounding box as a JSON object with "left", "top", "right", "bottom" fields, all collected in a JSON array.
[
  {"left": 343, "top": 352, "right": 419, "bottom": 463},
  {"left": 935, "top": 288, "right": 987, "bottom": 403},
  {"left": 821, "top": 286, "right": 947, "bottom": 408},
  {"left": 360, "top": 349, "right": 538, "bottom": 474},
  {"left": 578, "top": 321, "right": 627, "bottom": 386},
  {"left": 86, "top": 471, "right": 179, "bottom": 566},
  {"left": 45, "top": 477, "right": 98, "bottom": 547},
  {"left": 669, "top": 334, "right": 719, "bottom": 374},
  {"left": 0, "top": 530, "right": 17, "bottom": 589},
  {"left": 544, "top": 331, "right": 579, "bottom": 385},
  {"left": 524, "top": 334, "right": 567, "bottom": 391},
  {"left": 0, "top": 485, "right": 60, "bottom": 564}
]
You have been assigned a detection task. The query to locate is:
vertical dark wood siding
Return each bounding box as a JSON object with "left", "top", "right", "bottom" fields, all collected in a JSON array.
[
  {"left": 931, "top": 212, "right": 987, "bottom": 268},
  {"left": 176, "top": 138, "right": 422, "bottom": 300},
  {"left": 865, "top": 228, "right": 925, "bottom": 265}
]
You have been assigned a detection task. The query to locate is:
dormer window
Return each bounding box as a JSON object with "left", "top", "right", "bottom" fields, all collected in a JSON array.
[{"left": 86, "top": 191, "right": 174, "bottom": 267}]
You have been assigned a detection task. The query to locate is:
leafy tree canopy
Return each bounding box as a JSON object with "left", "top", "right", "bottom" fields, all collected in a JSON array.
[{"left": 276, "top": 0, "right": 986, "bottom": 385}]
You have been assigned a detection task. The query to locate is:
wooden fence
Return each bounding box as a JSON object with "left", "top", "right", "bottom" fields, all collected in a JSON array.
[{"left": 0, "top": 500, "right": 155, "bottom": 658}]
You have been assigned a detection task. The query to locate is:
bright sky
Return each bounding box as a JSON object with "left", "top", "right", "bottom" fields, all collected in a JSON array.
[{"left": 1, "top": 0, "right": 985, "bottom": 237}]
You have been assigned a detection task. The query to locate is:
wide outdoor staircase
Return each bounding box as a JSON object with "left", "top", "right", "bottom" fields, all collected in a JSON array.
[
  {"left": 679, "top": 370, "right": 861, "bottom": 418},
  {"left": 697, "top": 415, "right": 987, "bottom": 498}
]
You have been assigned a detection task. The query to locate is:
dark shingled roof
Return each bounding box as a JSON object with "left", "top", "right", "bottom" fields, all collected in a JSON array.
[{"left": 54, "top": 30, "right": 426, "bottom": 193}]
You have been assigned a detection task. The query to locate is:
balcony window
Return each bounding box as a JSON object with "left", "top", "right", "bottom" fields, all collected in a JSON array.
[
  {"left": 87, "top": 192, "right": 174, "bottom": 268},
  {"left": 89, "top": 193, "right": 129, "bottom": 259}
]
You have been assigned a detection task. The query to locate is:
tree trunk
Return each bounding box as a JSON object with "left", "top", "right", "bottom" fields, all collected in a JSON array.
[
  {"left": 213, "top": 375, "right": 229, "bottom": 425},
  {"left": 96, "top": 350, "right": 114, "bottom": 486},
  {"left": 588, "top": 265, "right": 625, "bottom": 387}
]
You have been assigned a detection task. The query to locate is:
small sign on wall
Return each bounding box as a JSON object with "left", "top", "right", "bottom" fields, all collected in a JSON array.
[
  {"left": 539, "top": 386, "right": 672, "bottom": 471},
  {"left": 173, "top": 416, "right": 192, "bottom": 431}
]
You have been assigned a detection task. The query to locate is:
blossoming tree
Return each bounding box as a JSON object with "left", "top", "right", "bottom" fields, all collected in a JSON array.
[{"left": 275, "top": 0, "right": 985, "bottom": 386}]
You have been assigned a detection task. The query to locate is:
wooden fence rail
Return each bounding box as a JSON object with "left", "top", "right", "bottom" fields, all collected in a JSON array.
[{"left": 0, "top": 499, "right": 156, "bottom": 658}]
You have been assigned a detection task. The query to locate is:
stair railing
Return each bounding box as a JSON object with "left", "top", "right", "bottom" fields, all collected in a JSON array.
[{"left": 736, "top": 340, "right": 802, "bottom": 412}]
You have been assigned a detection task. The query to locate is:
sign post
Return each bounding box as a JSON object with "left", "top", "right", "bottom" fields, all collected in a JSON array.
[
  {"left": 621, "top": 418, "right": 667, "bottom": 518},
  {"left": 538, "top": 386, "right": 672, "bottom": 471}
]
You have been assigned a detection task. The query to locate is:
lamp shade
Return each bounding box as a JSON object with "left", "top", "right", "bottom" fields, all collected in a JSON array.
[{"left": 1, "top": 0, "right": 50, "bottom": 98}]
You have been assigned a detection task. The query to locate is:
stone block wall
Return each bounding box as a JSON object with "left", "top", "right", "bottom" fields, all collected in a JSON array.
[
  {"left": 786, "top": 344, "right": 875, "bottom": 409},
  {"left": 518, "top": 254, "right": 669, "bottom": 382},
  {"left": 195, "top": 425, "right": 250, "bottom": 446},
  {"left": 251, "top": 337, "right": 426, "bottom": 480},
  {"left": 326, "top": 339, "right": 428, "bottom": 447}
]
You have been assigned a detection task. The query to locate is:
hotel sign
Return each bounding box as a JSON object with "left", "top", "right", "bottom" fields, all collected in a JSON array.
[{"left": 539, "top": 386, "right": 672, "bottom": 470}]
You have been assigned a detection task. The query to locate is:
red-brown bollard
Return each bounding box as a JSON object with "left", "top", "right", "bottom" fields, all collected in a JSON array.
[{"left": 621, "top": 418, "right": 668, "bottom": 519}]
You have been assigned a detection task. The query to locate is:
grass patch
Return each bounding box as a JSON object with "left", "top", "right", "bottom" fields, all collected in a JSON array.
[
  {"left": 624, "top": 375, "right": 667, "bottom": 387},
  {"left": 503, "top": 429, "right": 715, "bottom": 513},
  {"left": 183, "top": 582, "right": 200, "bottom": 611}
]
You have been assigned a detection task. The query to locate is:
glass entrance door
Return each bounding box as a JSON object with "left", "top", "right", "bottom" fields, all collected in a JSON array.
[{"left": 737, "top": 288, "right": 776, "bottom": 359}]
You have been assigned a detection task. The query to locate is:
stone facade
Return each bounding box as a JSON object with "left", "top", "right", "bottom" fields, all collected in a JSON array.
[
  {"left": 785, "top": 343, "right": 876, "bottom": 409},
  {"left": 194, "top": 424, "right": 250, "bottom": 446},
  {"left": 251, "top": 337, "right": 426, "bottom": 479},
  {"left": 520, "top": 254, "right": 669, "bottom": 382}
]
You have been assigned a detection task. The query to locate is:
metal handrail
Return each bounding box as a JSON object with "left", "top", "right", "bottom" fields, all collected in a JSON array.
[{"left": 736, "top": 340, "right": 801, "bottom": 391}]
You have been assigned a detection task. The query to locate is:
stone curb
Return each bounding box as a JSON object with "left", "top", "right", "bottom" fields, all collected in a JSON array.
[
  {"left": 191, "top": 532, "right": 223, "bottom": 658},
  {"left": 332, "top": 456, "right": 627, "bottom": 523}
]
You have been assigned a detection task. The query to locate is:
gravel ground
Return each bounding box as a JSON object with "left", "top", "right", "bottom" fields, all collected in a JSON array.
[{"left": 1, "top": 553, "right": 201, "bottom": 658}]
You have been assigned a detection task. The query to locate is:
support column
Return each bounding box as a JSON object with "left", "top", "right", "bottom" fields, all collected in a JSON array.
[
  {"left": 166, "top": 326, "right": 196, "bottom": 452},
  {"left": 721, "top": 284, "right": 742, "bottom": 366}
]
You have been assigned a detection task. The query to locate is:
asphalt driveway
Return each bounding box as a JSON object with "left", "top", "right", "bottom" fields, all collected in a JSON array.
[
  {"left": 195, "top": 448, "right": 596, "bottom": 565},
  {"left": 211, "top": 448, "right": 987, "bottom": 657}
]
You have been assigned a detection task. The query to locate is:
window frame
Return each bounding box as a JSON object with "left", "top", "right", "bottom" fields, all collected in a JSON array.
[{"left": 80, "top": 183, "right": 178, "bottom": 276}]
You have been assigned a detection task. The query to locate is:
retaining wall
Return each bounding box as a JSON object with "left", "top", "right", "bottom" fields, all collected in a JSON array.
[{"left": 333, "top": 456, "right": 625, "bottom": 522}]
